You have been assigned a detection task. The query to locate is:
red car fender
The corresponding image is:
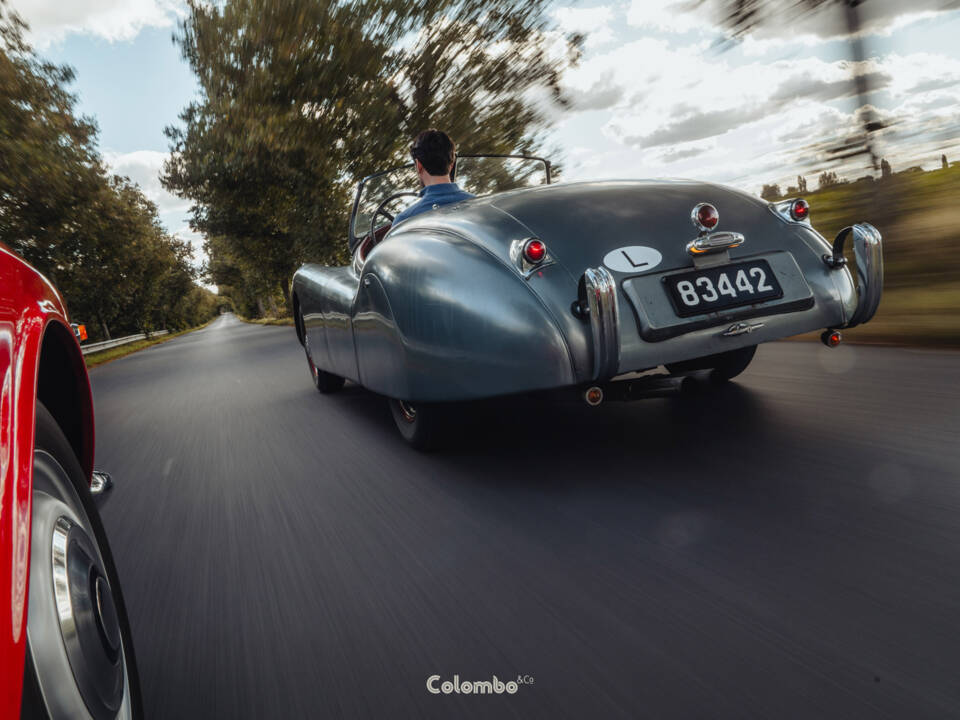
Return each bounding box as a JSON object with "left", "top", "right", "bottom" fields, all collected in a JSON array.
[{"left": 0, "top": 245, "right": 95, "bottom": 718}]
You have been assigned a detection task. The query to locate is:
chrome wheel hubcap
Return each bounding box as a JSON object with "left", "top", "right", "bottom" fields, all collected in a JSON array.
[
  {"left": 29, "top": 451, "right": 132, "bottom": 720},
  {"left": 398, "top": 401, "right": 417, "bottom": 423}
]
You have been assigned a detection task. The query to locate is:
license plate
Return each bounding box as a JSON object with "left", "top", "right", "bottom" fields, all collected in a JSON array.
[{"left": 663, "top": 259, "right": 783, "bottom": 317}]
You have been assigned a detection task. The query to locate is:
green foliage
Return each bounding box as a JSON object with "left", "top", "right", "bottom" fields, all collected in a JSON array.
[
  {"left": 817, "top": 170, "right": 843, "bottom": 189},
  {"left": 785, "top": 163, "right": 960, "bottom": 345},
  {"left": 163, "top": 0, "right": 580, "bottom": 315},
  {"left": 0, "top": 1, "right": 217, "bottom": 340},
  {"left": 760, "top": 183, "right": 781, "bottom": 200}
]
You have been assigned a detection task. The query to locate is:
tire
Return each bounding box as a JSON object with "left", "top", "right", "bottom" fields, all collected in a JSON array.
[
  {"left": 388, "top": 399, "right": 450, "bottom": 451},
  {"left": 22, "top": 403, "right": 142, "bottom": 720},
  {"left": 666, "top": 344, "right": 757, "bottom": 383},
  {"left": 302, "top": 322, "right": 344, "bottom": 394}
]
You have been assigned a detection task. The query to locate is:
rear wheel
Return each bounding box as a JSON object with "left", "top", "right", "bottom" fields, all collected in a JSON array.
[
  {"left": 666, "top": 344, "right": 757, "bottom": 383},
  {"left": 388, "top": 399, "right": 451, "bottom": 451},
  {"left": 302, "top": 319, "right": 344, "bottom": 394},
  {"left": 22, "top": 404, "right": 142, "bottom": 719}
]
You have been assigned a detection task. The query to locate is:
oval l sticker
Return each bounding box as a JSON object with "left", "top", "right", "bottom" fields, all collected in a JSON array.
[{"left": 603, "top": 246, "right": 663, "bottom": 274}]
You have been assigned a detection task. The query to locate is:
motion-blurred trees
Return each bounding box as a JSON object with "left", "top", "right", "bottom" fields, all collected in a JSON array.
[
  {"left": 760, "top": 183, "right": 782, "bottom": 200},
  {"left": 0, "top": 1, "right": 217, "bottom": 339},
  {"left": 163, "top": 0, "right": 580, "bottom": 316},
  {"left": 818, "top": 170, "right": 843, "bottom": 189}
]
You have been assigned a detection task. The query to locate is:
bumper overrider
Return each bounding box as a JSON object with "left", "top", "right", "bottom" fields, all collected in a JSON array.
[
  {"left": 823, "top": 223, "right": 884, "bottom": 328},
  {"left": 580, "top": 266, "right": 620, "bottom": 380}
]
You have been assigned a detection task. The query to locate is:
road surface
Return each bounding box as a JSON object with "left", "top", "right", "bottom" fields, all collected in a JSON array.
[{"left": 90, "top": 313, "right": 960, "bottom": 719}]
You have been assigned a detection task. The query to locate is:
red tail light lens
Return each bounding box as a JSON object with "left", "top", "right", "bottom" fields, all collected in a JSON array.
[
  {"left": 692, "top": 203, "right": 719, "bottom": 231},
  {"left": 790, "top": 199, "right": 809, "bottom": 221},
  {"left": 523, "top": 239, "right": 547, "bottom": 263}
]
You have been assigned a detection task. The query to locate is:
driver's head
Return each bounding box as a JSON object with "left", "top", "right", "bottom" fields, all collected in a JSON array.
[{"left": 410, "top": 129, "right": 456, "bottom": 186}]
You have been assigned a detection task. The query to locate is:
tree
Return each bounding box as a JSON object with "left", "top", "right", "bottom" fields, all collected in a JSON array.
[
  {"left": 163, "top": 0, "right": 581, "bottom": 315},
  {"left": 0, "top": 1, "right": 218, "bottom": 339},
  {"left": 797, "top": 175, "right": 807, "bottom": 193},
  {"left": 880, "top": 158, "right": 892, "bottom": 179},
  {"left": 760, "top": 183, "right": 781, "bottom": 200},
  {"left": 942, "top": 154, "right": 949, "bottom": 170},
  {"left": 818, "top": 171, "right": 843, "bottom": 189}
]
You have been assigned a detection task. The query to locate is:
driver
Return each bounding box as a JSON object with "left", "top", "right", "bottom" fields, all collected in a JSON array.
[{"left": 392, "top": 129, "right": 474, "bottom": 226}]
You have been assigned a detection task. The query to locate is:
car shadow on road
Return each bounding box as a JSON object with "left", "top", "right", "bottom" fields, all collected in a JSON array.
[{"left": 324, "top": 379, "right": 816, "bottom": 492}]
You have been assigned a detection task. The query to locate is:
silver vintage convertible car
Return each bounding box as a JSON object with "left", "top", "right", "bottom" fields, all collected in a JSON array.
[{"left": 292, "top": 155, "right": 882, "bottom": 448}]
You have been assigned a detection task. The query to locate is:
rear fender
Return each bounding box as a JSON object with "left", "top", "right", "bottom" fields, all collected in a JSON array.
[{"left": 356, "top": 230, "right": 575, "bottom": 402}]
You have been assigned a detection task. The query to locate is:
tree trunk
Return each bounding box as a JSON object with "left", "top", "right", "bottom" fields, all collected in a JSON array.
[{"left": 97, "top": 312, "right": 111, "bottom": 341}]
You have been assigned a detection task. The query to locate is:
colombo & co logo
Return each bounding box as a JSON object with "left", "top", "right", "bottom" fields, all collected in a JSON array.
[{"left": 426, "top": 674, "right": 535, "bottom": 695}]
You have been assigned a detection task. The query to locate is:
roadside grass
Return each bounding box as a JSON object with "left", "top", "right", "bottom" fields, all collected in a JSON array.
[
  {"left": 84, "top": 321, "right": 213, "bottom": 368},
  {"left": 776, "top": 164, "right": 960, "bottom": 347},
  {"left": 241, "top": 316, "right": 294, "bottom": 326}
]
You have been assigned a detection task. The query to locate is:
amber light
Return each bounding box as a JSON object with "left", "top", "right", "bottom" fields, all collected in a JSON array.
[
  {"left": 791, "top": 199, "right": 810, "bottom": 221},
  {"left": 523, "top": 239, "right": 547, "bottom": 263}
]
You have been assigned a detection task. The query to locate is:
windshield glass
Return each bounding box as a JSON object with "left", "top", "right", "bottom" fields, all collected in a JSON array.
[
  {"left": 349, "top": 156, "right": 551, "bottom": 247},
  {"left": 351, "top": 165, "right": 420, "bottom": 244},
  {"left": 454, "top": 156, "right": 549, "bottom": 196}
]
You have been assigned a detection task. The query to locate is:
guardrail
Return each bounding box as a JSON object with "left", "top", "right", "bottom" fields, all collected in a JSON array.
[{"left": 80, "top": 330, "right": 168, "bottom": 355}]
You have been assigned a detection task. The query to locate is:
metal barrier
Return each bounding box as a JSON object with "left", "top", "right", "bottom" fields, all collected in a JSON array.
[{"left": 81, "top": 330, "right": 168, "bottom": 355}]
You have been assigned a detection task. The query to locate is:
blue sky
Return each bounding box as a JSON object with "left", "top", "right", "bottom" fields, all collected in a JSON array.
[{"left": 13, "top": 0, "right": 960, "bottom": 261}]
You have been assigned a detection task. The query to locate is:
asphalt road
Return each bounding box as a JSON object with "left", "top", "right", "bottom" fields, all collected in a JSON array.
[{"left": 90, "top": 313, "right": 960, "bottom": 719}]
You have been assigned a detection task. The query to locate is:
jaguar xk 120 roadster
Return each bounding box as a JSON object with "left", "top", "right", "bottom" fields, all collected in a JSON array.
[{"left": 292, "top": 156, "right": 883, "bottom": 448}]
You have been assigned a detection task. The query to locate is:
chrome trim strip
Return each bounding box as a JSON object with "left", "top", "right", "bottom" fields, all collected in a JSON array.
[
  {"left": 583, "top": 266, "right": 620, "bottom": 379},
  {"left": 686, "top": 231, "right": 745, "bottom": 256}
]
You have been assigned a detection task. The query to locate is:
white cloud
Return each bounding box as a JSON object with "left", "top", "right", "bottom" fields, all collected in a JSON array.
[
  {"left": 11, "top": 0, "right": 183, "bottom": 48},
  {"left": 626, "top": 0, "right": 705, "bottom": 35},
  {"left": 554, "top": 21, "right": 960, "bottom": 194},
  {"left": 554, "top": 6, "right": 617, "bottom": 48},
  {"left": 104, "top": 149, "right": 187, "bottom": 214}
]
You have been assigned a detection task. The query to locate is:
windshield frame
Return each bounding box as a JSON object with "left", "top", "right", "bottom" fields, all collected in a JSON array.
[{"left": 347, "top": 154, "right": 552, "bottom": 252}]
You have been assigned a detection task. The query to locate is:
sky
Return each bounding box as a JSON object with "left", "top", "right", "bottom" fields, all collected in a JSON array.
[{"left": 11, "top": 0, "right": 960, "bottom": 263}]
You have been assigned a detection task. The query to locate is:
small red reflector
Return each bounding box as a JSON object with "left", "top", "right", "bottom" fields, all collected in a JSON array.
[
  {"left": 585, "top": 386, "right": 604, "bottom": 406},
  {"left": 523, "top": 239, "right": 546, "bottom": 263},
  {"left": 791, "top": 199, "right": 809, "bottom": 221},
  {"left": 821, "top": 329, "right": 842, "bottom": 347},
  {"left": 694, "top": 204, "right": 719, "bottom": 231}
]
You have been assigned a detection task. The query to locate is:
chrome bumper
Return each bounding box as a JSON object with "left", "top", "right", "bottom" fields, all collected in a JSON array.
[
  {"left": 824, "top": 223, "right": 884, "bottom": 328},
  {"left": 581, "top": 267, "right": 620, "bottom": 380}
]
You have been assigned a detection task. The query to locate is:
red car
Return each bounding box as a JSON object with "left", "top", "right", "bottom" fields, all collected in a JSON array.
[{"left": 0, "top": 245, "right": 141, "bottom": 718}]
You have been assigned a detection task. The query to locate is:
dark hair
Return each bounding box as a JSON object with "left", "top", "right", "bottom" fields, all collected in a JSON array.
[{"left": 410, "top": 129, "right": 456, "bottom": 176}]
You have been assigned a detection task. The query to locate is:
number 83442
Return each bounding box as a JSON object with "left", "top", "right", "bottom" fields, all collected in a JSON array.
[{"left": 664, "top": 260, "right": 783, "bottom": 317}]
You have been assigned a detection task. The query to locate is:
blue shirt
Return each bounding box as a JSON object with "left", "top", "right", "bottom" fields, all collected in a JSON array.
[{"left": 392, "top": 182, "right": 475, "bottom": 225}]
